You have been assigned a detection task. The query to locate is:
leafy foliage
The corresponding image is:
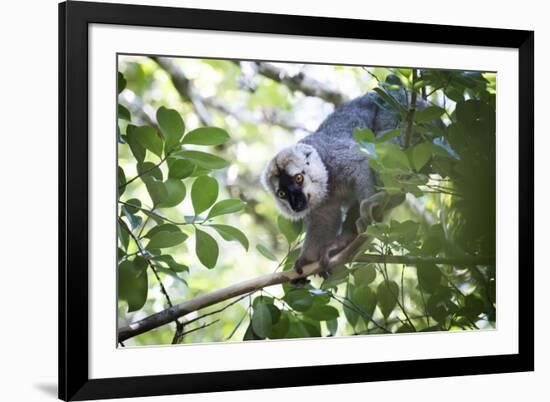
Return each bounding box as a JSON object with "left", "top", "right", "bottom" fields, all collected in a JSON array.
[
  {"left": 117, "top": 84, "right": 248, "bottom": 316},
  {"left": 118, "top": 57, "right": 496, "bottom": 346}
]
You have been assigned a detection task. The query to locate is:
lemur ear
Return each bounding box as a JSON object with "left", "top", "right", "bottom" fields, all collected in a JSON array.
[
  {"left": 294, "top": 143, "right": 315, "bottom": 158},
  {"left": 260, "top": 157, "right": 278, "bottom": 192}
]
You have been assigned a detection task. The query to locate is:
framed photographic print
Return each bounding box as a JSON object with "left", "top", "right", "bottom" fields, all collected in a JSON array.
[{"left": 59, "top": 1, "right": 534, "bottom": 400}]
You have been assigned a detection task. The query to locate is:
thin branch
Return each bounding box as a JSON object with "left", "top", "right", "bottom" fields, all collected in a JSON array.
[
  {"left": 118, "top": 232, "right": 492, "bottom": 342},
  {"left": 150, "top": 56, "right": 213, "bottom": 126},
  {"left": 249, "top": 62, "right": 348, "bottom": 106},
  {"left": 118, "top": 89, "right": 158, "bottom": 129},
  {"left": 404, "top": 68, "right": 418, "bottom": 149},
  {"left": 118, "top": 216, "right": 183, "bottom": 330},
  {"left": 203, "top": 96, "right": 305, "bottom": 132},
  {"left": 332, "top": 294, "right": 391, "bottom": 334},
  {"left": 381, "top": 259, "right": 416, "bottom": 331},
  {"left": 173, "top": 320, "right": 220, "bottom": 342},
  {"left": 355, "top": 254, "right": 493, "bottom": 267},
  {"left": 119, "top": 153, "right": 170, "bottom": 190},
  {"left": 118, "top": 234, "right": 370, "bottom": 342},
  {"left": 226, "top": 308, "right": 250, "bottom": 341},
  {"left": 118, "top": 200, "right": 192, "bottom": 226},
  {"left": 183, "top": 292, "right": 254, "bottom": 328}
]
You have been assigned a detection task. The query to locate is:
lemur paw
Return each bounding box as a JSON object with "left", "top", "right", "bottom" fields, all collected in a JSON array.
[
  {"left": 290, "top": 277, "right": 311, "bottom": 287},
  {"left": 293, "top": 256, "right": 311, "bottom": 275}
]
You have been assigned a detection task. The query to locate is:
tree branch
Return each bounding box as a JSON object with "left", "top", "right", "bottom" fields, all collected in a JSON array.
[
  {"left": 203, "top": 96, "right": 305, "bottom": 132},
  {"left": 117, "top": 232, "right": 492, "bottom": 342},
  {"left": 150, "top": 56, "right": 213, "bottom": 126},
  {"left": 250, "top": 62, "right": 349, "bottom": 106},
  {"left": 404, "top": 68, "right": 418, "bottom": 149}
]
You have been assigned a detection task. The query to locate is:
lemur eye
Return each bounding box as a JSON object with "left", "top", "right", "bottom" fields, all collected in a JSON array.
[
  {"left": 294, "top": 174, "right": 304, "bottom": 184},
  {"left": 277, "top": 190, "right": 286, "bottom": 198}
]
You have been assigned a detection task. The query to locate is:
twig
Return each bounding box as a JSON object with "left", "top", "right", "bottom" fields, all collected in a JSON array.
[
  {"left": 331, "top": 294, "right": 391, "bottom": 334},
  {"left": 150, "top": 56, "right": 213, "bottom": 126},
  {"left": 173, "top": 320, "right": 220, "bottom": 343},
  {"left": 404, "top": 68, "right": 418, "bottom": 149},
  {"left": 250, "top": 62, "right": 348, "bottom": 106},
  {"left": 225, "top": 307, "right": 251, "bottom": 341},
  {"left": 119, "top": 200, "right": 193, "bottom": 226},
  {"left": 119, "top": 153, "right": 170, "bottom": 190},
  {"left": 380, "top": 258, "right": 416, "bottom": 331}
]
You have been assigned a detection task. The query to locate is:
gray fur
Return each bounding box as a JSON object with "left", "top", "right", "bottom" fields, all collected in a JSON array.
[{"left": 263, "top": 90, "right": 409, "bottom": 270}]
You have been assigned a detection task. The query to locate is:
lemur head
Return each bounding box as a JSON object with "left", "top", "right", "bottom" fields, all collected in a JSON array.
[{"left": 261, "top": 143, "right": 328, "bottom": 220}]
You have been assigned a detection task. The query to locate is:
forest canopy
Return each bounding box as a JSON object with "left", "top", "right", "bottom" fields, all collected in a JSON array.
[{"left": 117, "top": 55, "right": 496, "bottom": 346}]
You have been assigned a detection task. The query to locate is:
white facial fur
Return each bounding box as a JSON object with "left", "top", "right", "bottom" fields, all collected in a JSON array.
[{"left": 261, "top": 143, "right": 328, "bottom": 220}]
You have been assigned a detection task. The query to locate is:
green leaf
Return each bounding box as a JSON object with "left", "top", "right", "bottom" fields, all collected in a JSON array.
[
  {"left": 124, "top": 198, "right": 141, "bottom": 214},
  {"left": 157, "top": 178, "right": 186, "bottom": 208},
  {"left": 373, "top": 87, "right": 407, "bottom": 117},
  {"left": 137, "top": 161, "right": 163, "bottom": 183},
  {"left": 321, "top": 267, "right": 350, "bottom": 289},
  {"left": 117, "top": 166, "right": 126, "bottom": 196},
  {"left": 353, "top": 264, "right": 377, "bottom": 286},
  {"left": 411, "top": 142, "right": 433, "bottom": 171},
  {"left": 326, "top": 319, "right": 338, "bottom": 335},
  {"left": 144, "top": 223, "right": 181, "bottom": 239},
  {"left": 377, "top": 281, "right": 399, "bottom": 318},
  {"left": 146, "top": 231, "right": 188, "bottom": 250},
  {"left": 462, "top": 294, "right": 485, "bottom": 319},
  {"left": 343, "top": 283, "right": 359, "bottom": 327},
  {"left": 126, "top": 125, "right": 146, "bottom": 163},
  {"left": 414, "top": 106, "right": 445, "bottom": 123},
  {"left": 195, "top": 228, "right": 219, "bottom": 269},
  {"left": 375, "top": 143, "right": 410, "bottom": 170},
  {"left": 156, "top": 107, "right": 184, "bottom": 151},
  {"left": 118, "top": 260, "right": 148, "bottom": 312},
  {"left": 270, "top": 310, "right": 291, "bottom": 339},
  {"left": 173, "top": 150, "right": 229, "bottom": 170},
  {"left": 303, "top": 305, "right": 339, "bottom": 321},
  {"left": 150, "top": 254, "right": 188, "bottom": 273},
  {"left": 353, "top": 286, "right": 377, "bottom": 318},
  {"left": 416, "top": 263, "right": 442, "bottom": 293},
  {"left": 243, "top": 324, "right": 260, "bottom": 340},
  {"left": 284, "top": 288, "right": 314, "bottom": 312},
  {"left": 426, "top": 289, "right": 455, "bottom": 322},
  {"left": 286, "top": 318, "right": 313, "bottom": 338},
  {"left": 208, "top": 224, "right": 249, "bottom": 251},
  {"left": 118, "top": 221, "right": 129, "bottom": 250},
  {"left": 191, "top": 176, "right": 218, "bottom": 215},
  {"left": 375, "top": 128, "right": 401, "bottom": 143},
  {"left": 206, "top": 199, "right": 246, "bottom": 220},
  {"left": 277, "top": 216, "right": 303, "bottom": 244},
  {"left": 145, "top": 178, "right": 168, "bottom": 206},
  {"left": 266, "top": 303, "right": 281, "bottom": 324},
  {"left": 181, "top": 127, "right": 230, "bottom": 146},
  {"left": 256, "top": 244, "right": 277, "bottom": 261},
  {"left": 154, "top": 266, "right": 188, "bottom": 286},
  {"left": 117, "top": 72, "right": 126, "bottom": 94},
  {"left": 389, "top": 220, "right": 420, "bottom": 244},
  {"left": 252, "top": 295, "right": 274, "bottom": 308},
  {"left": 167, "top": 158, "right": 195, "bottom": 179},
  {"left": 353, "top": 127, "right": 376, "bottom": 143},
  {"left": 118, "top": 104, "right": 131, "bottom": 121},
  {"left": 134, "top": 126, "right": 163, "bottom": 158},
  {"left": 252, "top": 303, "right": 273, "bottom": 338}
]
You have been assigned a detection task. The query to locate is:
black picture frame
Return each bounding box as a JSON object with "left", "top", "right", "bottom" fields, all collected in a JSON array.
[{"left": 59, "top": 1, "right": 534, "bottom": 400}]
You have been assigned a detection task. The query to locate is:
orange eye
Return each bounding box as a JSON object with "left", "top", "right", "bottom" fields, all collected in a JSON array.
[
  {"left": 294, "top": 174, "right": 304, "bottom": 184},
  {"left": 277, "top": 190, "right": 286, "bottom": 198}
]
